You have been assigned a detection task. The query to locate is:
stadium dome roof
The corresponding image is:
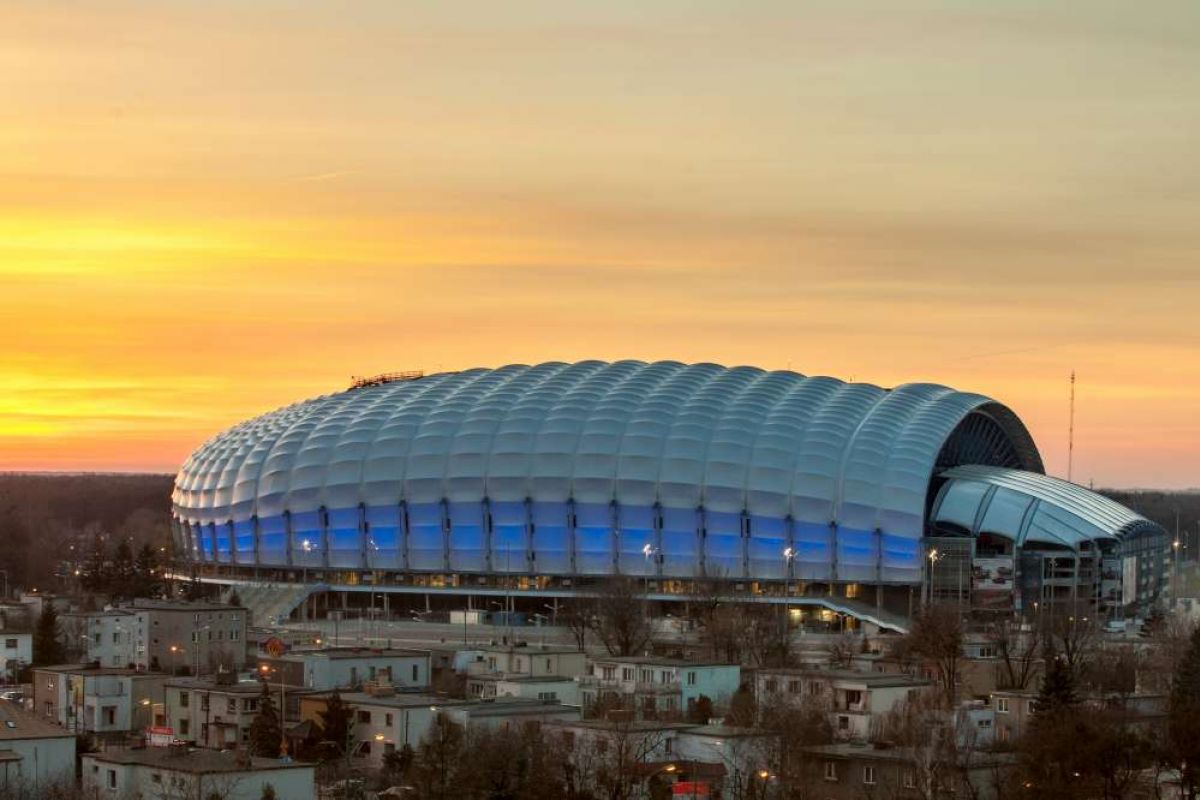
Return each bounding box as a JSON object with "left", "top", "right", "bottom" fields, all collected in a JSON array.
[
  {"left": 933, "top": 464, "right": 1164, "bottom": 547},
  {"left": 173, "top": 361, "right": 1042, "bottom": 542}
]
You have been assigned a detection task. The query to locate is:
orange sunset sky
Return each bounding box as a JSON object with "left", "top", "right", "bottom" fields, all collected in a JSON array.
[{"left": 2, "top": 2, "right": 1198, "bottom": 487}]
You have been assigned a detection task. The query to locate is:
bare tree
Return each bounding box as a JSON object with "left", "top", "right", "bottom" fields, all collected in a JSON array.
[
  {"left": 593, "top": 578, "right": 652, "bottom": 657},
  {"left": 559, "top": 596, "right": 595, "bottom": 652},
  {"left": 901, "top": 604, "right": 964, "bottom": 705},
  {"left": 988, "top": 616, "right": 1040, "bottom": 690},
  {"left": 1038, "top": 603, "right": 1097, "bottom": 678},
  {"left": 827, "top": 631, "right": 859, "bottom": 670}
]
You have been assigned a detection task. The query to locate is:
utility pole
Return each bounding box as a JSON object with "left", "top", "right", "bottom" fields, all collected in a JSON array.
[{"left": 1067, "top": 370, "right": 1076, "bottom": 483}]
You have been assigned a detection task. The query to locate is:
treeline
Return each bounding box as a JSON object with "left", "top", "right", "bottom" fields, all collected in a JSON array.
[
  {"left": 0, "top": 473, "right": 174, "bottom": 595},
  {"left": 1101, "top": 489, "right": 1200, "bottom": 540}
]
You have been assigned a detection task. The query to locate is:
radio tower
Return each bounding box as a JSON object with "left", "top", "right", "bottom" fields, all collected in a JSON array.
[{"left": 1067, "top": 370, "right": 1076, "bottom": 483}]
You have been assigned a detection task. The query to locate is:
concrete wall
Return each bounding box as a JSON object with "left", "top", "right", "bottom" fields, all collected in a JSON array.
[{"left": 0, "top": 736, "right": 75, "bottom": 792}]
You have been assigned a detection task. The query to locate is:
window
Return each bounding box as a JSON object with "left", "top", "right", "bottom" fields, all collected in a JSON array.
[
  {"left": 546, "top": 658, "right": 552, "bottom": 671},
  {"left": 863, "top": 766, "right": 876, "bottom": 785},
  {"left": 979, "top": 646, "right": 996, "bottom": 659},
  {"left": 837, "top": 715, "right": 849, "bottom": 731},
  {"left": 94, "top": 633, "right": 101, "bottom": 645},
  {"left": 765, "top": 679, "right": 778, "bottom": 693},
  {"left": 385, "top": 713, "right": 393, "bottom": 726},
  {"left": 244, "top": 699, "right": 258, "bottom": 713},
  {"left": 103, "top": 706, "right": 116, "bottom": 725},
  {"left": 601, "top": 666, "right": 615, "bottom": 680},
  {"left": 788, "top": 680, "right": 801, "bottom": 694},
  {"left": 227, "top": 699, "right": 236, "bottom": 714},
  {"left": 179, "top": 719, "right": 190, "bottom": 736},
  {"left": 412, "top": 664, "right": 419, "bottom": 683},
  {"left": 5, "top": 638, "right": 17, "bottom": 649},
  {"left": 622, "top": 668, "right": 635, "bottom": 681},
  {"left": 844, "top": 690, "right": 863, "bottom": 707},
  {"left": 687, "top": 671, "right": 696, "bottom": 686},
  {"left": 151, "top": 773, "right": 162, "bottom": 784},
  {"left": 824, "top": 761, "right": 838, "bottom": 782},
  {"left": 996, "top": 698, "right": 1009, "bottom": 714},
  {"left": 903, "top": 770, "right": 916, "bottom": 789},
  {"left": 107, "top": 769, "right": 117, "bottom": 790},
  {"left": 179, "top": 692, "right": 189, "bottom": 708},
  {"left": 231, "top": 629, "right": 240, "bottom": 642},
  {"left": 537, "top": 692, "right": 558, "bottom": 701},
  {"left": 357, "top": 710, "right": 371, "bottom": 724},
  {"left": 112, "top": 632, "right": 120, "bottom": 644},
  {"left": 1027, "top": 700, "right": 1036, "bottom": 714}
]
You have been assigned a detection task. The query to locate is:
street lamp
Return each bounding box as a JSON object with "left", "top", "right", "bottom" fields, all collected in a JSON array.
[{"left": 926, "top": 548, "right": 940, "bottom": 605}]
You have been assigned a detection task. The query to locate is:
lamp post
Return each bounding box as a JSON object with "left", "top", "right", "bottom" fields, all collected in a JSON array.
[{"left": 926, "top": 548, "right": 940, "bottom": 606}]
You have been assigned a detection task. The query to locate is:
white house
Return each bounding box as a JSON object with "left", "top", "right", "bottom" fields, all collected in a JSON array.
[
  {"left": 300, "top": 690, "right": 468, "bottom": 768},
  {"left": 0, "top": 631, "right": 31, "bottom": 681},
  {"left": 581, "top": 657, "right": 741, "bottom": 719},
  {"left": 82, "top": 747, "right": 315, "bottom": 800},
  {"left": 257, "top": 647, "right": 430, "bottom": 691},
  {"left": 32, "top": 665, "right": 168, "bottom": 739},
  {"left": 754, "top": 668, "right": 932, "bottom": 741},
  {"left": 0, "top": 700, "right": 77, "bottom": 794}
]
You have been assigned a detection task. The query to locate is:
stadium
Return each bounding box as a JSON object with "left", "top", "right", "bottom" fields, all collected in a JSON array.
[{"left": 172, "top": 361, "right": 1168, "bottom": 631}]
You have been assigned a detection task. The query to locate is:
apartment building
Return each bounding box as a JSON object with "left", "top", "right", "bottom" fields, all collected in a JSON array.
[
  {"left": 0, "top": 630, "right": 32, "bottom": 680},
  {"left": 163, "top": 673, "right": 316, "bottom": 748},
  {"left": 581, "top": 657, "right": 740, "bottom": 719},
  {"left": 82, "top": 747, "right": 315, "bottom": 800},
  {"left": 31, "top": 665, "right": 168, "bottom": 740},
  {"left": 255, "top": 647, "right": 430, "bottom": 690},
  {"left": 754, "top": 668, "right": 932, "bottom": 741}
]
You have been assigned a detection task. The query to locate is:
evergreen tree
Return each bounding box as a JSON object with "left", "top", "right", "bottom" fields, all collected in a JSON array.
[
  {"left": 1169, "top": 625, "right": 1200, "bottom": 797},
  {"left": 248, "top": 682, "right": 282, "bottom": 758},
  {"left": 260, "top": 784, "right": 278, "bottom": 800},
  {"left": 82, "top": 532, "right": 109, "bottom": 594},
  {"left": 228, "top": 589, "right": 242, "bottom": 608},
  {"left": 318, "top": 690, "right": 354, "bottom": 757},
  {"left": 112, "top": 539, "right": 135, "bottom": 598},
  {"left": 132, "top": 543, "right": 160, "bottom": 598},
  {"left": 1034, "top": 655, "right": 1079, "bottom": 718},
  {"left": 33, "top": 604, "right": 63, "bottom": 666}
]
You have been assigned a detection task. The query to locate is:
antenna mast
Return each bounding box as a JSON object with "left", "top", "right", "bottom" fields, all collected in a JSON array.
[{"left": 1067, "top": 370, "right": 1076, "bottom": 482}]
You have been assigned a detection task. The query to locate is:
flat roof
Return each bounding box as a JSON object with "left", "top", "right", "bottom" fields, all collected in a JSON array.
[
  {"left": 314, "top": 692, "right": 466, "bottom": 710},
  {"left": 84, "top": 748, "right": 312, "bottom": 774},
  {"left": 545, "top": 719, "right": 696, "bottom": 733},
  {"left": 591, "top": 656, "right": 737, "bottom": 668},
  {"left": 0, "top": 700, "right": 75, "bottom": 742},
  {"left": 165, "top": 678, "right": 316, "bottom": 695},
  {"left": 130, "top": 600, "right": 247, "bottom": 613},
  {"left": 34, "top": 665, "right": 151, "bottom": 677},
  {"left": 268, "top": 647, "right": 428, "bottom": 662},
  {"left": 480, "top": 645, "right": 584, "bottom": 656},
  {"left": 451, "top": 700, "right": 579, "bottom": 718},
  {"left": 757, "top": 668, "right": 930, "bottom": 687},
  {"left": 677, "top": 724, "right": 770, "bottom": 739},
  {"left": 802, "top": 742, "right": 1017, "bottom": 768}
]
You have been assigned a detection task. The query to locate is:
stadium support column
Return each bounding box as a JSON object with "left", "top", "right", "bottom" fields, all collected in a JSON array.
[{"left": 828, "top": 521, "right": 838, "bottom": 596}]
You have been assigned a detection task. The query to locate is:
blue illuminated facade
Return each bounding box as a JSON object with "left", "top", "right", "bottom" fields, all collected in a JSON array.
[{"left": 171, "top": 361, "right": 1045, "bottom": 586}]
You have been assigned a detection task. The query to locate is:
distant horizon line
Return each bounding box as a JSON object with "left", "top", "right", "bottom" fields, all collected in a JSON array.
[{"left": 0, "top": 469, "right": 1195, "bottom": 495}]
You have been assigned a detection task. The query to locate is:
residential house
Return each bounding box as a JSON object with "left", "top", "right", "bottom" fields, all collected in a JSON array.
[
  {"left": 82, "top": 747, "right": 315, "bottom": 800},
  {"left": 299, "top": 690, "right": 467, "bottom": 768},
  {"left": 799, "top": 743, "right": 1016, "bottom": 800},
  {"left": 581, "top": 657, "right": 740, "bottom": 719},
  {"left": 0, "top": 631, "right": 31, "bottom": 681},
  {"left": 0, "top": 700, "right": 76, "bottom": 793},
  {"left": 754, "top": 668, "right": 932, "bottom": 741},
  {"left": 164, "top": 673, "right": 316, "bottom": 749},
  {"left": 255, "top": 647, "right": 430, "bottom": 691},
  {"left": 31, "top": 665, "right": 167, "bottom": 741}
]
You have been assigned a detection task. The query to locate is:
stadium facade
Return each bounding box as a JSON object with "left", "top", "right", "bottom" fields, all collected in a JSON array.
[{"left": 172, "top": 361, "right": 1168, "bottom": 627}]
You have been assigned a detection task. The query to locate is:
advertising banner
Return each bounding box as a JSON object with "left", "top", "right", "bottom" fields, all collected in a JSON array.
[{"left": 972, "top": 557, "right": 1015, "bottom": 609}]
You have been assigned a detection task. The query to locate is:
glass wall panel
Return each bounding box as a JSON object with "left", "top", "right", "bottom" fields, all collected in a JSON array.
[
  {"left": 233, "top": 519, "right": 256, "bottom": 565},
  {"left": 448, "top": 501, "right": 486, "bottom": 572},
  {"left": 328, "top": 507, "right": 363, "bottom": 569},
  {"left": 407, "top": 502, "right": 445, "bottom": 570},
  {"left": 836, "top": 526, "right": 875, "bottom": 582},
  {"left": 258, "top": 515, "right": 287, "bottom": 565},
  {"left": 703, "top": 510, "right": 743, "bottom": 578},
  {"left": 490, "top": 501, "right": 528, "bottom": 574},
  {"left": 365, "top": 505, "right": 401, "bottom": 570},
  {"left": 195, "top": 523, "right": 213, "bottom": 563},
  {"left": 617, "top": 504, "right": 656, "bottom": 576},
  {"left": 574, "top": 502, "right": 614, "bottom": 575},
  {"left": 747, "top": 515, "right": 787, "bottom": 579},
  {"left": 290, "top": 510, "right": 323, "bottom": 568},
  {"left": 660, "top": 507, "right": 699, "bottom": 578},
  {"left": 530, "top": 503, "right": 571, "bottom": 574},
  {"left": 792, "top": 520, "right": 832, "bottom": 580}
]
